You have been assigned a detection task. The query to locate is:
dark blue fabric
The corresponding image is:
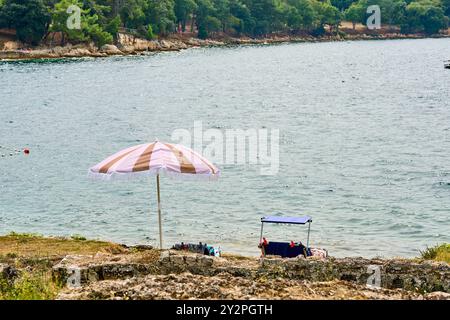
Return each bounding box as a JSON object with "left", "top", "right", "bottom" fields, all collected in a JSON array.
[
  {"left": 261, "top": 216, "right": 312, "bottom": 225},
  {"left": 264, "top": 242, "right": 306, "bottom": 258}
]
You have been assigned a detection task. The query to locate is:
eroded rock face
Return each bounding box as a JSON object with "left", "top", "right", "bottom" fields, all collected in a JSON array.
[
  {"left": 261, "top": 256, "right": 450, "bottom": 293},
  {"left": 115, "top": 32, "right": 223, "bottom": 53},
  {"left": 52, "top": 254, "right": 159, "bottom": 286},
  {"left": 56, "top": 272, "right": 427, "bottom": 300},
  {"left": 51, "top": 251, "right": 449, "bottom": 295},
  {"left": 116, "top": 33, "right": 157, "bottom": 52}
]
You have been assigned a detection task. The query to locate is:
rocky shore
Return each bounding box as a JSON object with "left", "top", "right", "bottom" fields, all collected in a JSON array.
[
  {"left": 52, "top": 250, "right": 450, "bottom": 300},
  {"left": 0, "top": 234, "right": 449, "bottom": 300},
  {"left": 1, "top": 31, "right": 448, "bottom": 61}
]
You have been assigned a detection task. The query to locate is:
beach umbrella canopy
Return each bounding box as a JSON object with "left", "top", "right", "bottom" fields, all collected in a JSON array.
[{"left": 88, "top": 141, "right": 220, "bottom": 248}]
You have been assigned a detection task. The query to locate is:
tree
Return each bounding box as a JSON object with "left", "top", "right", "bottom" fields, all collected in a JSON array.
[
  {"left": 248, "top": 0, "right": 281, "bottom": 36},
  {"left": 389, "top": 0, "right": 407, "bottom": 26},
  {"left": 146, "top": 0, "right": 176, "bottom": 36},
  {"left": 421, "top": 5, "right": 447, "bottom": 34},
  {"left": 344, "top": 2, "right": 364, "bottom": 30},
  {"left": 174, "top": 0, "right": 197, "bottom": 31},
  {"left": 443, "top": 0, "right": 450, "bottom": 17},
  {"left": 195, "top": 0, "right": 216, "bottom": 38},
  {"left": 312, "top": 0, "right": 341, "bottom": 33},
  {"left": 87, "top": 20, "right": 113, "bottom": 46},
  {"left": 300, "top": 0, "right": 317, "bottom": 29},
  {"left": 0, "top": 0, "right": 51, "bottom": 45},
  {"left": 105, "top": 15, "right": 121, "bottom": 36},
  {"left": 286, "top": 0, "right": 316, "bottom": 31},
  {"left": 84, "top": 0, "right": 111, "bottom": 25},
  {"left": 51, "top": 0, "right": 113, "bottom": 46},
  {"left": 51, "top": 0, "right": 88, "bottom": 43},
  {"left": 402, "top": 0, "right": 447, "bottom": 34},
  {"left": 331, "top": 0, "right": 356, "bottom": 11},
  {"left": 229, "top": 0, "right": 255, "bottom": 34},
  {"left": 119, "top": 0, "right": 147, "bottom": 29}
]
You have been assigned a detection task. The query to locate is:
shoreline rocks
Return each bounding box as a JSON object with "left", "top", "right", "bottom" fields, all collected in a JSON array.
[
  {"left": 99, "top": 44, "right": 123, "bottom": 55},
  {"left": 51, "top": 251, "right": 450, "bottom": 300},
  {"left": 1, "top": 32, "right": 449, "bottom": 61},
  {"left": 52, "top": 251, "right": 450, "bottom": 295}
]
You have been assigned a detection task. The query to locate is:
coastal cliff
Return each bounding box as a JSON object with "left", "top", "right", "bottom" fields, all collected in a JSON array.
[{"left": 0, "top": 234, "right": 449, "bottom": 300}]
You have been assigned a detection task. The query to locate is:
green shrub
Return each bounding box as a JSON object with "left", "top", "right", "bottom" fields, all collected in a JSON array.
[
  {"left": 105, "top": 15, "right": 122, "bottom": 36},
  {"left": 146, "top": 24, "right": 155, "bottom": 40},
  {"left": 88, "top": 24, "right": 113, "bottom": 47},
  {"left": 198, "top": 25, "right": 208, "bottom": 39},
  {"left": 0, "top": 271, "right": 60, "bottom": 300}
]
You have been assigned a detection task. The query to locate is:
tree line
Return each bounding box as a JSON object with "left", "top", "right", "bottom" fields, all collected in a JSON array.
[{"left": 0, "top": 0, "right": 449, "bottom": 46}]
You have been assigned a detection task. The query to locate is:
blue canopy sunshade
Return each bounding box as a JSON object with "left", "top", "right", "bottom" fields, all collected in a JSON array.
[
  {"left": 259, "top": 215, "right": 313, "bottom": 249},
  {"left": 261, "top": 215, "right": 312, "bottom": 225}
]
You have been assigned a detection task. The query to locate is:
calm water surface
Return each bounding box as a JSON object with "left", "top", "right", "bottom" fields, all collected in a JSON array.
[{"left": 1, "top": 38, "right": 450, "bottom": 258}]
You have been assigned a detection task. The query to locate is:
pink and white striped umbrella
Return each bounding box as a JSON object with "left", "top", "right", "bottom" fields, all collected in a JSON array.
[
  {"left": 89, "top": 141, "right": 219, "bottom": 180},
  {"left": 88, "top": 141, "right": 220, "bottom": 248}
]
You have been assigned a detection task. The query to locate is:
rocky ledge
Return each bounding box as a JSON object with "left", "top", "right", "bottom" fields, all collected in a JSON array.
[
  {"left": 51, "top": 250, "right": 450, "bottom": 300},
  {"left": 0, "top": 34, "right": 225, "bottom": 60}
]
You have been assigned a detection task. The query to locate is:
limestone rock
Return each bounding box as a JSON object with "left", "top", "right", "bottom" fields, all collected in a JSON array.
[
  {"left": 120, "top": 45, "right": 136, "bottom": 54},
  {"left": 100, "top": 44, "right": 123, "bottom": 55},
  {"left": 51, "top": 46, "right": 69, "bottom": 55},
  {"left": 66, "top": 48, "right": 92, "bottom": 57},
  {"left": 56, "top": 272, "right": 428, "bottom": 300},
  {"left": 147, "top": 41, "right": 160, "bottom": 51},
  {"left": 198, "top": 256, "right": 214, "bottom": 267},
  {"left": 159, "top": 251, "right": 170, "bottom": 261},
  {"left": 2, "top": 41, "right": 21, "bottom": 51},
  {"left": 425, "top": 291, "right": 450, "bottom": 300}
]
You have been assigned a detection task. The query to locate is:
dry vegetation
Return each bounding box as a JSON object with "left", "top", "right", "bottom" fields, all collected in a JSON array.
[
  {"left": 0, "top": 232, "right": 129, "bottom": 300},
  {"left": 0, "top": 232, "right": 127, "bottom": 258}
]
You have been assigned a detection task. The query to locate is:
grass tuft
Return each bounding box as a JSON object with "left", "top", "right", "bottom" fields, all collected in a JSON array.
[
  {"left": 420, "top": 243, "right": 450, "bottom": 263},
  {"left": 7, "top": 232, "right": 42, "bottom": 239},
  {"left": 70, "top": 234, "right": 87, "bottom": 241}
]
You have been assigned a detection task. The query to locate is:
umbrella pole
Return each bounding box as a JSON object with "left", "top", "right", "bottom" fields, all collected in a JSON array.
[{"left": 156, "top": 174, "right": 163, "bottom": 249}]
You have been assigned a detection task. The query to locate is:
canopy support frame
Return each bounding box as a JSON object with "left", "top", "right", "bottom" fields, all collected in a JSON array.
[{"left": 306, "top": 221, "right": 311, "bottom": 249}]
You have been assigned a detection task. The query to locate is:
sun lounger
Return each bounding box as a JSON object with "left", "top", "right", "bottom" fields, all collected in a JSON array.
[{"left": 262, "top": 241, "right": 308, "bottom": 258}]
